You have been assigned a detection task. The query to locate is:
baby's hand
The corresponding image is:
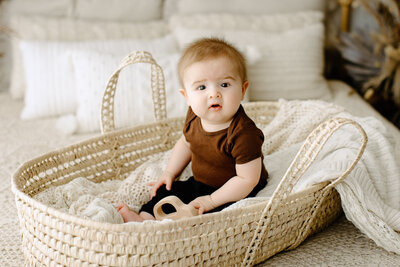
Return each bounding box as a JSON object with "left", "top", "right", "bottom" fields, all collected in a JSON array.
[
  {"left": 189, "top": 195, "right": 217, "bottom": 214},
  {"left": 148, "top": 171, "right": 175, "bottom": 198}
]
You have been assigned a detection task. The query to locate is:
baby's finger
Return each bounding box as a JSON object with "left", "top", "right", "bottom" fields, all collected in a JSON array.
[
  {"left": 165, "top": 180, "right": 172, "bottom": 191},
  {"left": 198, "top": 206, "right": 205, "bottom": 215},
  {"left": 189, "top": 201, "right": 200, "bottom": 210},
  {"left": 150, "top": 181, "right": 163, "bottom": 197},
  {"left": 150, "top": 187, "right": 158, "bottom": 198},
  {"left": 149, "top": 184, "right": 158, "bottom": 197}
]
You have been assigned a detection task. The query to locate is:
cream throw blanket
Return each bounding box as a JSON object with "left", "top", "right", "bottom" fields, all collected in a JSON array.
[{"left": 34, "top": 100, "right": 400, "bottom": 253}]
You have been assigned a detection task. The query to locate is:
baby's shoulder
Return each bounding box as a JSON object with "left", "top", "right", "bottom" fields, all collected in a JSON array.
[
  {"left": 228, "top": 115, "right": 263, "bottom": 145},
  {"left": 230, "top": 108, "right": 261, "bottom": 135}
]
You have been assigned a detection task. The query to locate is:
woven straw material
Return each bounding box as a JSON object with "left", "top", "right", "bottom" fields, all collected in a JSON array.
[{"left": 12, "top": 51, "right": 367, "bottom": 266}]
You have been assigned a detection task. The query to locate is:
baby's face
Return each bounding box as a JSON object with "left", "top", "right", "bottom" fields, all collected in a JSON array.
[{"left": 180, "top": 56, "right": 248, "bottom": 131}]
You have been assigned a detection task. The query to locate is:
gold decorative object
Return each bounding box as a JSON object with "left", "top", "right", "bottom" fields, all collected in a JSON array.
[
  {"left": 339, "top": 0, "right": 354, "bottom": 32},
  {"left": 338, "top": 0, "right": 400, "bottom": 116}
]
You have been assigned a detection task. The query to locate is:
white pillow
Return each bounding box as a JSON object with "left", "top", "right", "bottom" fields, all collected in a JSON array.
[
  {"left": 20, "top": 41, "right": 76, "bottom": 119},
  {"left": 169, "top": 12, "right": 323, "bottom": 34},
  {"left": 9, "top": 0, "right": 74, "bottom": 17},
  {"left": 9, "top": 16, "right": 170, "bottom": 99},
  {"left": 9, "top": 0, "right": 164, "bottom": 21},
  {"left": 165, "top": 0, "right": 326, "bottom": 17},
  {"left": 10, "top": 16, "right": 169, "bottom": 41},
  {"left": 74, "top": 0, "right": 163, "bottom": 22},
  {"left": 71, "top": 50, "right": 187, "bottom": 133},
  {"left": 169, "top": 12, "right": 331, "bottom": 101},
  {"left": 19, "top": 35, "right": 179, "bottom": 120}
]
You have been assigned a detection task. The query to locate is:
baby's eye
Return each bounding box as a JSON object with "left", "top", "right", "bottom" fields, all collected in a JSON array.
[
  {"left": 197, "top": 85, "right": 206, "bottom": 90},
  {"left": 221, "top": 82, "right": 230, "bottom": 88}
]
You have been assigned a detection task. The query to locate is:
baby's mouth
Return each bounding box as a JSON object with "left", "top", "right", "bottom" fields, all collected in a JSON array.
[{"left": 209, "top": 104, "right": 222, "bottom": 110}]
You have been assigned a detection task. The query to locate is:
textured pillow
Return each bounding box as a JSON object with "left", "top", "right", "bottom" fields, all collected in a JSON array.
[
  {"left": 9, "top": 0, "right": 74, "bottom": 17},
  {"left": 10, "top": 16, "right": 169, "bottom": 41},
  {"left": 71, "top": 50, "right": 187, "bottom": 133},
  {"left": 164, "top": 0, "right": 326, "bottom": 18},
  {"left": 9, "top": 15, "right": 170, "bottom": 99},
  {"left": 74, "top": 0, "right": 163, "bottom": 22},
  {"left": 169, "top": 12, "right": 331, "bottom": 101},
  {"left": 169, "top": 12, "right": 323, "bottom": 33},
  {"left": 19, "top": 41, "right": 76, "bottom": 119},
  {"left": 19, "top": 35, "right": 179, "bottom": 120}
]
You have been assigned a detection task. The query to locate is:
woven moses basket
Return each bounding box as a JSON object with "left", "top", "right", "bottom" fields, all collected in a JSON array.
[{"left": 12, "top": 51, "right": 368, "bottom": 266}]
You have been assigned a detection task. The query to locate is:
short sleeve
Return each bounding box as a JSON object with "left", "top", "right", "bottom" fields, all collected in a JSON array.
[{"left": 230, "top": 125, "right": 264, "bottom": 164}]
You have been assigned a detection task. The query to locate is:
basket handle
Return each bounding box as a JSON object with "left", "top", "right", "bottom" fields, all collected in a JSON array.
[
  {"left": 100, "top": 51, "right": 167, "bottom": 134},
  {"left": 242, "top": 117, "right": 368, "bottom": 267}
]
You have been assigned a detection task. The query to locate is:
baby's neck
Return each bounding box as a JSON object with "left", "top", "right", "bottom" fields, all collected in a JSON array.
[{"left": 200, "top": 119, "right": 232, "bottom": 132}]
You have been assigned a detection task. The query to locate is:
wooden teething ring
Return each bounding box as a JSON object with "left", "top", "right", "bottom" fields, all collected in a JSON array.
[{"left": 154, "top": 196, "right": 198, "bottom": 220}]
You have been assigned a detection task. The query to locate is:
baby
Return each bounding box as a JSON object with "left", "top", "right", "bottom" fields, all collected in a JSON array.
[{"left": 117, "top": 37, "right": 268, "bottom": 222}]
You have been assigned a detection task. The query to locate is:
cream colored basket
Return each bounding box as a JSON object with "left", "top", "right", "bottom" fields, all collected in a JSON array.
[{"left": 12, "top": 51, "right": 368, "bottom": 267}]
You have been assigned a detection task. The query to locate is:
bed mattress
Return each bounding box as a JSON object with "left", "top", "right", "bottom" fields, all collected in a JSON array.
[{"left": 1, "top": 80, "right": 399, "bottom": 266}]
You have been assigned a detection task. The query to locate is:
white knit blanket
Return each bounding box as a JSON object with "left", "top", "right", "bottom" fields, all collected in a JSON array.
[{"left": 34, "top": 99, "right": 400, "bottom": 253}]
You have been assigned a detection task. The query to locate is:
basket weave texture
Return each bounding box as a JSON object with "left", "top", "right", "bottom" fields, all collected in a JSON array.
[{"left": 12, "top": 51, "right": 367, "bottom": 267}]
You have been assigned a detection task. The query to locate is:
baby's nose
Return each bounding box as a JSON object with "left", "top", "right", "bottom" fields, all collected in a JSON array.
[{"left": 208, "top": 87, "right": 221, "bottom": 98}]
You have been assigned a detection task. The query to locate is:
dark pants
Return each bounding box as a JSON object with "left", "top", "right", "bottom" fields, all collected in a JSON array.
[{"left": 140, "top": 176, "right": 266, "bottom": 216}]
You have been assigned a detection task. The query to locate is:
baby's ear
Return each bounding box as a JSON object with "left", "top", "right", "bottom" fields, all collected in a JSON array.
[
  {"left": 179, "top": 88, "right": 190, "bottom": 106},
  {"left": 241, "top": 81, "right": 249, "bottom": 100}
]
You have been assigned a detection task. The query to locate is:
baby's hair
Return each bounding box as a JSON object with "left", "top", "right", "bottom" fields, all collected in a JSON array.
[{"left": 178, "top": 37, "right": 247, "bottom": 87}]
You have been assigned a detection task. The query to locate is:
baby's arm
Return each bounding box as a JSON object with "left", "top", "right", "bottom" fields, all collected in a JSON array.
[
  {"left": 190, "top": 157, "right": 262, "bottom": 214},
  {"left": 149, "top": 135, "right": 191, "bottom": 197}
]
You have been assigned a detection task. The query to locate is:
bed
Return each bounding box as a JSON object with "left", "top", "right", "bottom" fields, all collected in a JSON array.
[
  {"left": 1, "top": 0, "right": 400, "bottom": 266},
  {"left": 2, "top": 80, "right": 400, "bottom": 266}
]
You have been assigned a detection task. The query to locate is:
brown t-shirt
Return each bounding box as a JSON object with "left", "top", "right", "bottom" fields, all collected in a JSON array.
[{"left": 183, "top": 105, "right": 268, "bottom": 188}]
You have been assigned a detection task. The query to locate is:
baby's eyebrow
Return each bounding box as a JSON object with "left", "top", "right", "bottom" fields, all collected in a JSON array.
[
  {"left": 220, "top": 76, "right": 236, "bottom": 81},
  {"left": 192, "top": 79, "right": 206, "bottom": 86}
]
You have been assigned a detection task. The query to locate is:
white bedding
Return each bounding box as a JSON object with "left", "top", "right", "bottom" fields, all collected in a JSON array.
[
  {"left": 1, "top": 80, "right": 400, "bottom": 265},
  {"left": 232, "top": 102, "right": 400, "bottom": 254}
]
